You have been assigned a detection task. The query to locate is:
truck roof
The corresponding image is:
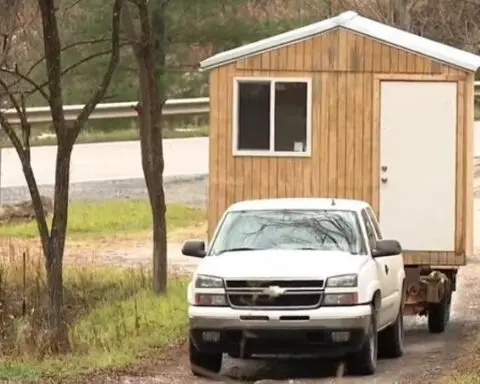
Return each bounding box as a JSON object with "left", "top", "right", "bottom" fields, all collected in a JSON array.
[{"left": 227, "top": 198, "right": 370, "bottom": 212}]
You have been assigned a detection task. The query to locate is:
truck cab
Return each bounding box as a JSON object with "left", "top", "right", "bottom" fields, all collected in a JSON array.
[{"left": 182, "top": 198, "right": 406, "bottom": 376}]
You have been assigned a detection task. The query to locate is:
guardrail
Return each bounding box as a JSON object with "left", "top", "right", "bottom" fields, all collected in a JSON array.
[
  {"left": 2, "top": 97, "right": 209, "bottom": 124},
  {"left": 2, "top": 81, "right": 480, "bottom": 125}
]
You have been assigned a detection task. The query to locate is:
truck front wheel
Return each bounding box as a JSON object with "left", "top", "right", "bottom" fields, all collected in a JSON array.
[
  {"left": 346, "top": 305, "right": 377, "bottom": 375},
  {"left": 427, "top": 291, "right": 452, "bottom": 334},
  {"left": 189, "top": 336, "right": 223, "bottom": 376},
  {"left": 378, "top": 302, "right": 404, "bottom": 358}
]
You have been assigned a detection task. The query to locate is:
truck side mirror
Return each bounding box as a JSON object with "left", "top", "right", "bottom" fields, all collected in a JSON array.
[
  {"left": 372, "top": 239, "right": 402, "bottom": 258},
  {"left": 182, "top": 240, "right": 206, "bottom": 258}
]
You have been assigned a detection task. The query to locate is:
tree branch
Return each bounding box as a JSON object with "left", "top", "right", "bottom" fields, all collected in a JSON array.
[
  {"left": 4, "top": 37, "right": 119, "bottom": 93},
  {"left": 0, "top": 66, "right": 50, "bottom": 101},
  {"left": 0, "top": 87, "right": 27, "bottom": 162},
  {"left": 71, "top": 0, "right": 124, "bottom": 142},
  {"left": 122, "top": 1, "right": 140, "bottom": 44},
  {"left": 0, "top": 78, "right": 28, "bottom": 132},
  {"left": 60, "top": 0, "right": 84, "bottom": 23},
  {"left": 0, "top": 88, "right": 49, "bottom": 253},
  {"left": 38, "top": 0, "right": 66, "bottom": 135}
]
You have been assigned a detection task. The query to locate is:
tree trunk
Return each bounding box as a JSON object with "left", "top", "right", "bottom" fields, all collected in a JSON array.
[
  {"left": 121, "top": 0, "right": 168, "bottom": 294},
  {"left": 45, "top": 240, "right": 69, "bottom": 352},
  {"left": 44, "top": 140, "right": 73, "bottom": 352},
  {"left": 151, "top": 188, "right": 167, "bottom": 293},
  {"left": 137, "top": 44, "right": 167, "bottom": 294}
]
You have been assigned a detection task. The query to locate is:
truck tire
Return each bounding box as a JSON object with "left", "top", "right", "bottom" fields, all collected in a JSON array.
[
  {"left": 346, "top": 305, "right": 377, "bottom": 375},
  {"left": 189, "top": 336, "right": 223, "bottom": 376},
  {"left": 378, "top": 303, "right": 404, "bottom": 358},
  {"left": 427, "top": 291, "right": 452, "bottom": 334}
]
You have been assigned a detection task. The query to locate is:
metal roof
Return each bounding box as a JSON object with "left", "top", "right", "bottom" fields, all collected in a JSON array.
[{"left": 200, "top": 10, "right": 480, "bottom": 72}]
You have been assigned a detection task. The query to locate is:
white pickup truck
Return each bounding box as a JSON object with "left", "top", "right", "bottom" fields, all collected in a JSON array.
[{"left": 182, "top": 198, "right": 406, "bottom": 376}]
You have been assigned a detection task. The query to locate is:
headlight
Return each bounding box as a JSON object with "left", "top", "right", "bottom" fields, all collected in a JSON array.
[
  {"left": 326, "top": 274, "right": 358, "bottom": 288},
  {"left": 194, "top": 293, "right": 228, "bottom": 306},
  {"left": 323, "top": 293, "right": 358, "bottom": 306},
  {"left": 195, "top": 275, "right": 224, "bottom": 288}
]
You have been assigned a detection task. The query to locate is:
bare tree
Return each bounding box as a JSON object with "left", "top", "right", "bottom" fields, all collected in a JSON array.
[
  {"left": 122, "top": 0, "right": 168, "bottom": 294},
  {"left": 0, "top": 0, "right": 123, "bottom": 352}
]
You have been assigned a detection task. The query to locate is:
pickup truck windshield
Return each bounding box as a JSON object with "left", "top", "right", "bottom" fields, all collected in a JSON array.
[{"left": 210, "top": 209, "right": 366, "bottom": 255}]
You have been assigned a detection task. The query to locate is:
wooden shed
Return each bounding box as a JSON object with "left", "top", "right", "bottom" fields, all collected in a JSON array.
[{"left": 199, "top": 10, "right": 480, "bottom": 267}]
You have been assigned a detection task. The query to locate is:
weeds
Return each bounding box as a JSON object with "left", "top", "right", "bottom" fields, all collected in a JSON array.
[{"left": 0, "top": 243, "right": 189, "bottom": 380}]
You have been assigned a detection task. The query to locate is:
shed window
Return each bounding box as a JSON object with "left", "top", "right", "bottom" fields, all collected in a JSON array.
[{"left": 234, "top": 78, "right": 312, "bottom": 156}]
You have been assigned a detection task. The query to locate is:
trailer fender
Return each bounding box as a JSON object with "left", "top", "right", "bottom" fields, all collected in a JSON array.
[{"left": 423, "top": 271, "right": 451, "bottom": 304}]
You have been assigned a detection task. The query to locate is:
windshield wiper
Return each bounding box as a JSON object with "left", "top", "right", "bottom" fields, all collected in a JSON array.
[{"left": 215, "top": 247, "right": 265, "bottom": 255}]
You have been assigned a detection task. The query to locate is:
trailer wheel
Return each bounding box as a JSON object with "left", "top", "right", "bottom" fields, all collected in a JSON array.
[{"left": 427, "top": 291, "right": 452, "bottom": 334}]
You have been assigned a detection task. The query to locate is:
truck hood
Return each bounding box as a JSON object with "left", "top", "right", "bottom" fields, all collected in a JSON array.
[{"left": 194, "top": 249, "right": 369, "bottom": 279}]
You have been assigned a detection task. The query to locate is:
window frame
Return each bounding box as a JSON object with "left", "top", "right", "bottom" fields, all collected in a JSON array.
[
  {"left": 232, "top": 76, "right": 313, "bottom": 157},
  {"left": 365, "top": 206, "right": 383, "bottom": 240}
]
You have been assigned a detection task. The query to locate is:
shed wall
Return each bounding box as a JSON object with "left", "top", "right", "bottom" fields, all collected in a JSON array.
[{"left": 208, "top": 28, "right": 473, "bottom": 266}]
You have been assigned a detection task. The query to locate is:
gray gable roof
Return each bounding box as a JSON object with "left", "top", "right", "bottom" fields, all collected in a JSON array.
[{"left": 200, "top": 11, "right": 480, "bottom": 72}]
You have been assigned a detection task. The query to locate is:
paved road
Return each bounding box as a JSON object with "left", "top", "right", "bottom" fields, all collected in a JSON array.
[
  {"left": 2, "top": 121, "right": 479, "bottom": 188},
  {"left": 0, "top": 137, "right": 208, "bottom": 204},
  {"left": 0, "top": 137, "right": 208, "bottom": 188},
  {"left": 1, "top": 121, "right": 479, "bottom": 204}
]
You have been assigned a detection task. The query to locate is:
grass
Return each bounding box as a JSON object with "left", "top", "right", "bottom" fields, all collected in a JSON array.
[
  {"left": 0, "top": 199, "right": 204, "bottom": 381},
  {"left": 0, "top": 124, "right": 209, "bottom": 148},
  {"left": 0, "top": 200, "right": 206, "bottom": 239},
  {"left": 0, "top": 245, "right": 190, "bottom": 381},
  {"left": 442, "top": 335, "right": 480, "bottom": 383}
]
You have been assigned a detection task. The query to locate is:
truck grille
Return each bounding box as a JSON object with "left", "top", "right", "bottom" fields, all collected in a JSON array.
[
  {"left": 225, "top": 279, "right": 325, "bottom": 309},
  {"left": 225, "top": 279, "right": 325, "bottom": 289},
  {"left": 228, "top": 293, "right": 322, "bottom": 308}
]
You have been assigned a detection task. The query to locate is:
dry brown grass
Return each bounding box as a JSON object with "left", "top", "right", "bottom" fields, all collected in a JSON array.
[{"left": 0, "top": 241, "right": 189, "bottom": 381}]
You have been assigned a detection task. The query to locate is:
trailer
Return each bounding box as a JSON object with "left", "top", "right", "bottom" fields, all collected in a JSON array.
[{"left": 199, "top": 10, "right": 480, "bottom": 332}]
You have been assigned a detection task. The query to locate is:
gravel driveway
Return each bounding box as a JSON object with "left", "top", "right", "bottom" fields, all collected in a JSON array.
[
  {"left": 85, "top": 184, "right": 480, "bottom": 383},
  {"left": 0, "top": 175, "right": 207, "bottom": 206},
  {"left": 88, "top": 254, "right": 480, "bottom": 384}
]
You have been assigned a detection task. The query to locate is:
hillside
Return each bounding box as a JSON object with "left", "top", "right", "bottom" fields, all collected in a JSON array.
[{"left": 2, "top": 0, "right": 479, "bottom": 108}]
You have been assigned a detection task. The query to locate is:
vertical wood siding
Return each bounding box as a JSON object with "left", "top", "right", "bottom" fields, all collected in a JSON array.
[{"left": 208, "top": 27, "right": 473, "bottom": 266}]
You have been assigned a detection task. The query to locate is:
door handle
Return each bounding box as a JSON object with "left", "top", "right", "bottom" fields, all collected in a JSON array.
[{"left": 384, "top": 264, "right": 389, "bottom": 274}]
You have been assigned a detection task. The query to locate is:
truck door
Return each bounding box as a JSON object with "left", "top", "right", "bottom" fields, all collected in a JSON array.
[{"left": 361, "top": 209, "right": 395, "bottom": 326}]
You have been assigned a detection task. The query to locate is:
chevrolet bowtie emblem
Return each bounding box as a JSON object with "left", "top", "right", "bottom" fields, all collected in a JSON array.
[{"left": 262, "top": 285, "right": 286, "bottom": 297}]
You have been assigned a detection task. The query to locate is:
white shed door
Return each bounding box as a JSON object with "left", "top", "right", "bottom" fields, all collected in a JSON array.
[{"left": 379, "top": 81, "right": 457, "bottom": 251}]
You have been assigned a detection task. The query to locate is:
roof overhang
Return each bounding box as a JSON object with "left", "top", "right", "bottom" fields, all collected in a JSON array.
[{"left": 200, "top": 11, "right": 480, "bottom": 72}]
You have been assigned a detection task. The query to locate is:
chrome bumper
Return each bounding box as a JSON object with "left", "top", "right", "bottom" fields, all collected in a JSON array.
[{"left": 189, "top": 304, "right": 372, "bottom": 331}]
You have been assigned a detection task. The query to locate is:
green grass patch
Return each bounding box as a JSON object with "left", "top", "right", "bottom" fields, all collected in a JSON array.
[
  {"left": 0, "top": 125, "right": 209, "bottom": 148},
  {"left": 0, "top": 200, "right": 205, "bottom": 238},
  {"left": 0, "top": 260, "right": 190, "bottom": 381}
]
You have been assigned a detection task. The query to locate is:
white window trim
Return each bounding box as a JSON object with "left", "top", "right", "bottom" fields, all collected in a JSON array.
[{"left": 232, "top": 76, "right": 313, "bottom": 157}]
